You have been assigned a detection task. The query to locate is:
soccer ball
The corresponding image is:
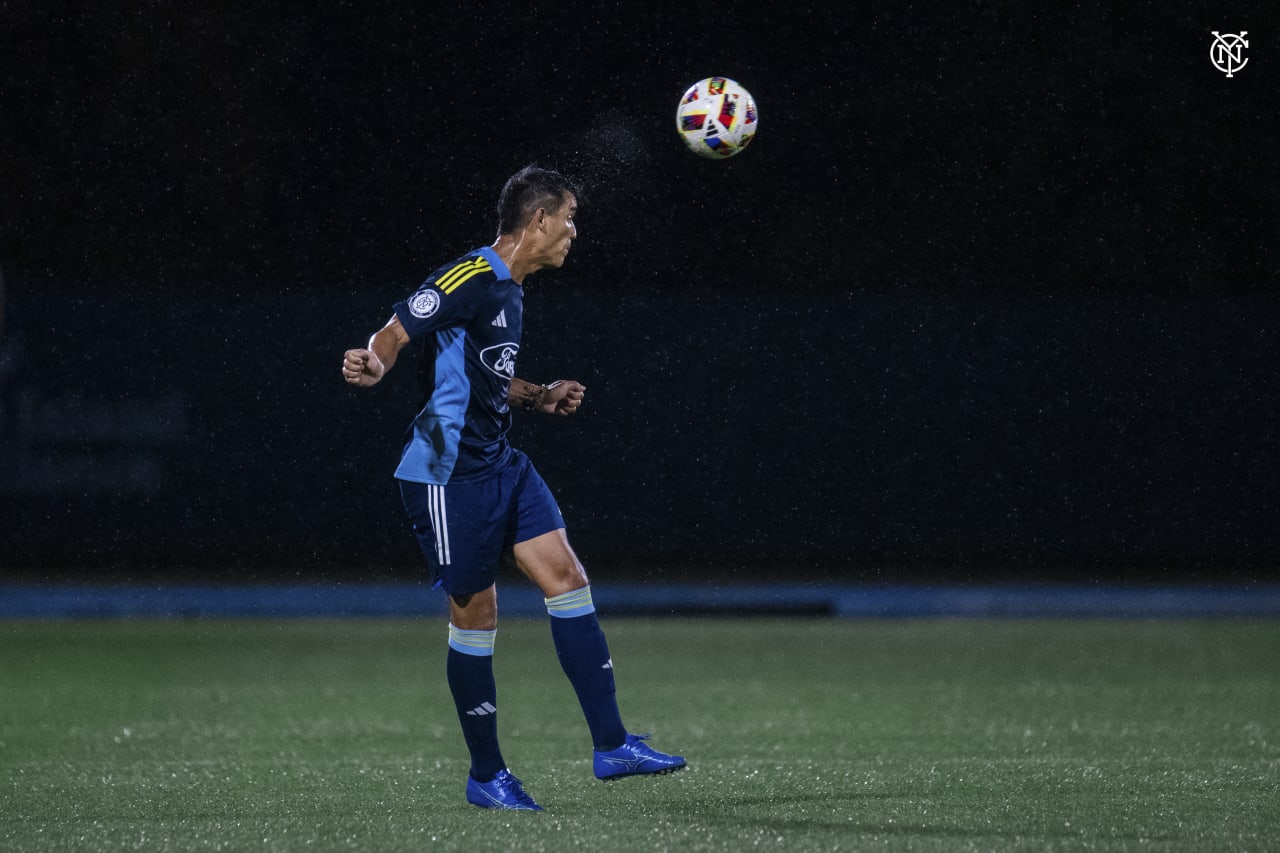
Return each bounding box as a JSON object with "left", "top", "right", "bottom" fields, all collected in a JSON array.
[{"left": 675, "top": 77, "right": 758, "bottom": 159}]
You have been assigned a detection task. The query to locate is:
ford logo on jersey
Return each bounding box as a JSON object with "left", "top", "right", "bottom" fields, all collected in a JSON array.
[{"left": 480, "top": 343, "right": 519, "bottom": 379}]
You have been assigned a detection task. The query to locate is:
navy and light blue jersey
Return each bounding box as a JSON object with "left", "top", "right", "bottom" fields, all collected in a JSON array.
[{"left": 392, "top": 245, "right": 523, "bottom": 485}]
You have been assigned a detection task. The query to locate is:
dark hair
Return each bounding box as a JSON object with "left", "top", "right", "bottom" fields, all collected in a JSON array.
[{"left": 495, "top": 165, "right": 581, "bottom": 235}]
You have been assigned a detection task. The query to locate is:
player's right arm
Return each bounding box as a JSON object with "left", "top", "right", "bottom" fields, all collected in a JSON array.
[
  {"left": 346, "top": 252, "right": 488, "bottom": 388},
  {"left": 342, "top": 315, "right": 410, "bottom": 388}
]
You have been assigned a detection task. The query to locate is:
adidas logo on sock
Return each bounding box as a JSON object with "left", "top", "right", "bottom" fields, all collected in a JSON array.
[
  {"left": 491, "top": 309, "right": 508, "bottom": 327},
  {"left": 466, "top": 702, "right": 497, "bottom": 716},
  {"left": 602, "top": 659, "right": 613, "bottom": 670}
]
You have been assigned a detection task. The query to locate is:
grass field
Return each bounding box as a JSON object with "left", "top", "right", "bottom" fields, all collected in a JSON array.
[{"left": 1, "top": 616, "right": 1277, "bottom": 851}]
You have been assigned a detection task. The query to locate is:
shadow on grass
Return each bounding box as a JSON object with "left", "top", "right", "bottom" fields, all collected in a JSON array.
[{"left": 668, "top": 791, "right": 1186, "bottom": 845}]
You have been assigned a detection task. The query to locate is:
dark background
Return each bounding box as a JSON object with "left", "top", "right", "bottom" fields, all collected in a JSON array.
[{"left": 1, "top": 2, "right": 1276, "bottom": 584}]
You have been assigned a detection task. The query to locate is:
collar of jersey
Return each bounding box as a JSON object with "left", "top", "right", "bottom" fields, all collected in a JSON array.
[{"left": 475, "top": 246, "right": 513, "bottom": 281}]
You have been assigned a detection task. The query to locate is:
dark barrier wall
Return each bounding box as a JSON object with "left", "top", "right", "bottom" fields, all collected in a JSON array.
[
  {"left": 2, "top": 285, "right": 1276, "bottom": 583},
  {"left": 3, "top": 3, "right": 1272, "bottom": 584}
]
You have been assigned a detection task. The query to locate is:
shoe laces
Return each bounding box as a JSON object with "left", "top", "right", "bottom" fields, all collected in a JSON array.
[
  {"left": 496, "top": 771, "right": 537, "bottom": 806},
  {"left": 627, "top": 732, "right": 659, "bottom": 754}
]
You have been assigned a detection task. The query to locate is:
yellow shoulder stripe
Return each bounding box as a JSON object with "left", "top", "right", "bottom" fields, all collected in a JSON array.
[{"left": 436, "top": 258, "right": 492, "bottom": 295}]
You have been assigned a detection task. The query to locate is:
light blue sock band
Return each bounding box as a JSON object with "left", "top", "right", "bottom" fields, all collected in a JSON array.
[
  {"left": 545, "top": 586, "right": 596, "bottom": 618},
  {"left": 448, "top": 624, "right": 496, "bottom": 656}
]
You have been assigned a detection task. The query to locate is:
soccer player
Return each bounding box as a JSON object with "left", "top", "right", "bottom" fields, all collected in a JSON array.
[{"left": 341, "top": 166, "right": 685, "bottom": 811}]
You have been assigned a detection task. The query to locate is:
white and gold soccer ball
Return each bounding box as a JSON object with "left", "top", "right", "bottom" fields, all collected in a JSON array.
[{"left": 675, "top": 77, "right": 758, "bottom": 159}]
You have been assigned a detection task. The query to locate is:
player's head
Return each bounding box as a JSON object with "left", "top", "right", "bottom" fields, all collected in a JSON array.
[
  {"left": 494, "top": 166, "right": 580, "bottom": 275},
  {"left": 496, "top": 166, "right": 580, "bottom": 236}
]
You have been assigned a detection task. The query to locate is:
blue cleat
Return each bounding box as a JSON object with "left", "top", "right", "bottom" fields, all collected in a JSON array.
[
  {"left": 594, "top": 732, "right": 687, "bottom": 781},
  {"left": 465, "top": 769, "right": 544, "bottom": 811}
]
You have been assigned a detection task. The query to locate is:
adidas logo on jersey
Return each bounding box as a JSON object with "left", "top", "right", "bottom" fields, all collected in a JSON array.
[{"left": 491, "top": 309, "right": 508, "bottom": 328}]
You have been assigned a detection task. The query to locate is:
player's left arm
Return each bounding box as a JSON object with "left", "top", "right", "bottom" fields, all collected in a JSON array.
[{"left": 510, "top": 378, "right": 585, "bottom": 416}]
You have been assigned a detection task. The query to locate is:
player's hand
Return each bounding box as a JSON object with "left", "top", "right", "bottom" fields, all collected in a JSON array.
[
  {"left": 342, "top": 348, "right": 386, "bottom": 388},
  {"left": 540, "top": 380, "right": 585, "bottom": 416}
]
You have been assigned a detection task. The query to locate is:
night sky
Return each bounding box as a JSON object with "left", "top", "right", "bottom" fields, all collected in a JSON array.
[{"left": 4, "top": 2, "right": 1272, "bottom": 295}]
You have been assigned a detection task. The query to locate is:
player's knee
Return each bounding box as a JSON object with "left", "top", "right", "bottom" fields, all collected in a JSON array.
[
  {"left": 519, "top": 553, "right": 588, "bottom": 598},
  {"left": 554, "top": 563, "right": 590, "bottom": 595},
  {"left": 449, "top": 586, "right": 498, "bottom": 630},
  {"left": 527, "top": 555, "right": 587, "bottom": 598}
]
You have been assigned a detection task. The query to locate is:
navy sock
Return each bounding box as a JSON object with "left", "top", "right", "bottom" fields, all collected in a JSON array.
[
  {"left": 445, "top": 625, "right": 505, "bottom": 782},
  {"left": 545, "top": 587, "right": 627, "bottom": 751}
]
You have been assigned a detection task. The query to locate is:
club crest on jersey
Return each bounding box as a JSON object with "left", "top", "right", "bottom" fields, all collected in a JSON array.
[
  {"left": 480, "top": 343, "right": 519, "bottom": 379},
  {"left": 408, "top": 289, "right": 440, "bottom": 318}
]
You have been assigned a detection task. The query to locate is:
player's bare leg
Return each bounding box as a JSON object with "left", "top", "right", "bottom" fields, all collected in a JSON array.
[
  {"left": 443, "top": 584, "right": 542, "bottom": 810},
  {"left": 514, "top": 529, "right": 686, "bottom": 780},
  {"left": 512, "top": 529, "right": 588, "bottom": 597},
  {"left": 448, "top": 585, "right": 498, "bottom": 630}
]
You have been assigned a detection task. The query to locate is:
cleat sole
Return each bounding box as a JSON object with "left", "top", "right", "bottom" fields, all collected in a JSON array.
[{"left": 598, "top": 763, "right": 687, "bottom": 782}]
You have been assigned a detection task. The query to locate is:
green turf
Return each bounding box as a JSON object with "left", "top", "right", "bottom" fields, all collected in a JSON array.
[{"left": 1, "top": 617, "right": 1277, "bottom": 851}]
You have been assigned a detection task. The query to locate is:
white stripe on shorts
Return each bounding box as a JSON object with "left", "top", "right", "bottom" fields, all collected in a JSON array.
[{"left": 429, "top": 484, "right": 451, "bottom": 565}]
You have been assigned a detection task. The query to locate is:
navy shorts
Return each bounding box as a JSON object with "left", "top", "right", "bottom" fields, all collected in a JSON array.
[{"left": 399, "top": 450, "right": 566, "bottom": 596}]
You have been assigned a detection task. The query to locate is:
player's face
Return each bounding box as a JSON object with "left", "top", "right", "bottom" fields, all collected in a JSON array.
[{"left": 540, "top": 194, "right": 577, "bottom": 268}]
